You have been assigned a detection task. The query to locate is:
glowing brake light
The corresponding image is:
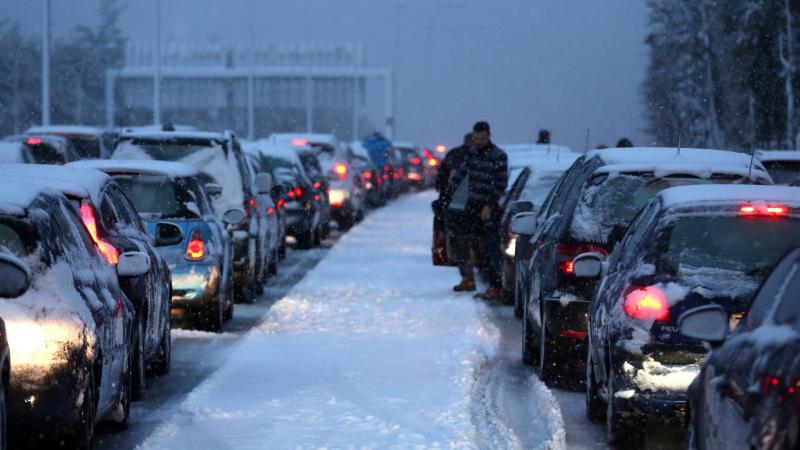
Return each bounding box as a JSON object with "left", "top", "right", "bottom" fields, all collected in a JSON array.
[
  {"left": 185, "top": 229, "right": 205, "bottom": 261},
  {"left": 428, "top": 158, "right": 438, "bottom": 167},
  {"left": 739, "top": 204, "right": 789, "bottom": 216},
  {"left": 313, "top": 181, "right": 321, "bottom": 189},
  {"left": 26, "top": 137, "right": 42, "bottom": 145},
  {"left": 410, "top": 156, "right": 421, "bottom": 165},
  {"left": 291, "top": 138, "right": 309, "bottom": 146},
  {"left": 293, "top": 187, "right": 303, "bottom": 198},
  {"left": 435, "top": 145, "right": 446, "bottom": 154},
  {"left": 333, "top": 162, "right": 348, "bottom": 181},
  {"left": 80, "top": 203, "right": 119, "bottom": 264},
  {"left": 246, "top": 196, "right": 258, "bottom": 217},
  {"left": 362, "top": 171, "right": 372, "bottom": 180},
  {"left": 623, "top": 286, "right": 670, "bottom": 322}
]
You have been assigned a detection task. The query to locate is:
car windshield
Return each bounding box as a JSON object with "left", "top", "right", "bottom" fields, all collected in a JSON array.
[
  {"left": 570, "top": 175, "right": 721, "bottom": 242},
  {"left": 663, "top": 215, "right": 800, "bottom": 276},
  {"left": 114, "top": 176, "right": 201, "bottom": 219},
  {"left": 763, "top": 161, "right": 800, "bottom": 185}
]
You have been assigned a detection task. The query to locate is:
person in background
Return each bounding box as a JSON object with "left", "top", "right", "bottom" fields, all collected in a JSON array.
[
  {"left": 616, "top": 137, "right": 634, "bottom": 148},
  {"left": 537, "top": 129, "right": 551, "bottom": 145},
  {"left": 445, "top": 122, "right": 508, "bottom": 299},
  {"left": 435, "top": 133, "right": 472, "bottom": 195},
  {"left": 431, "top": 133, "right": 472, "bottom": 267}
]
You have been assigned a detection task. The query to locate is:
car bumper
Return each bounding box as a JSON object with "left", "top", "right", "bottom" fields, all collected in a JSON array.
[{"left": 170, "top": 263, "right": 220, "bottom": 311}]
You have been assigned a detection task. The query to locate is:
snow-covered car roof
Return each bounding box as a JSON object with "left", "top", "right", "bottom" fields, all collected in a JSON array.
[
  {"left": 658, "top": 185, "right": 800, "bottom": 210},
  {"left": 252, "top": 140, "right": 305, "bottom": 165},
  {"left": 503, "top": 143, "right": 574, "bottom": 155},
  {"left": 122, "top": 124, "right": 199, "bottom": 133},
  {"left": 0, "top": 164, "right": 110, "bottom": 205},
  {"left": 118, "top": 130, "right": 226, "bottom": 141},
  {"left": 268, "top": 133, "right": 338, "bottom": 147},
  {"left": 0, "top": 142, "right": 26, "bottom": 164},
  {"left": 587, "top": 147, "right": 771, "bottom": 181},
  {"left": 392, "top": 141, "right": 418, "bottom": 150},
  {"left": 594, "top": 162, "right": 770, "bottom": 181},
  {"left": 757, "top": 150, "right": 800, "bottom": 162},
  {"left": 0, "top": 179, "right": 61, "bottom": 216},
  {"left": 26, "top": 125, "right": 107, "bottom": 136},
  {"left": 67, "top": 159, "right": 200, "bottom": 179},
  {"left": 509, "top": 150, "right": 580, "bottom": 171},
  {"left": 349, "top": 141, "right": 370, "bottom": 159}
]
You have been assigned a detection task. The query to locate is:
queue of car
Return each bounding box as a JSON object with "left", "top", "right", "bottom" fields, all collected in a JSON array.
[
  {"left": 501, "top": 145, "right": 800, "bottom": 447},
  {"left": 0, "top": 124, "right": 435, "bottom": 449}
]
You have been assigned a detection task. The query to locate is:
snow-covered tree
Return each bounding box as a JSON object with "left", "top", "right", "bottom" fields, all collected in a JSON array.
[{"left": 0, "top": 21, "right": 41, "bottom": 136}]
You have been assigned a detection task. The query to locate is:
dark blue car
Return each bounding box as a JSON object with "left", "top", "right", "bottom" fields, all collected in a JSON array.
[{"left": 72, "top": 160, "right": 236, "bottom": 332}]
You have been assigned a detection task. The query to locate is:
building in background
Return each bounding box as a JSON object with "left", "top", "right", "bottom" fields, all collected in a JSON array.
[{"left": 107, "top": 42, "right": 394, "bottom": 139}]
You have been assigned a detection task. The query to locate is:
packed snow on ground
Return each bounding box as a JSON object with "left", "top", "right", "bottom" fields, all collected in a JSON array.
[{"left": 138, "top": 191, "right": 562, "bottom": 449}]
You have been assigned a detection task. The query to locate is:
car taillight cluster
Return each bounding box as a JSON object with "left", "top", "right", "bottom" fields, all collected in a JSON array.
[
  {"left": 246, "top": 196, "right": 258, "bottom": 217},
  {"left": 555, "top": 243, "right": 607, "bottom": 275},
  {"left": 185, "top": 229, "right": 205, "bottom": 261},
  {"left": 761, "top": 375, "right": 800, "bottom": 406},
  {"left": 333, "top": 162, "right": 348, "bottom": 181},
  {"left": 80, "top": 203, "right": 119, "bottom": 264},
  {"left": 410, "top": 156, "right": 421, "bottom": 165},
  {"left": 739, "top": 204, "right": 789, "bottom": 217},
  {"left": 622, "top": 285, "right": 670, "bottom": 322}
]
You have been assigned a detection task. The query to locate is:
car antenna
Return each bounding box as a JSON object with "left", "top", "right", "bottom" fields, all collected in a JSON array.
[
  {"left": 556, "top": 144, "right": 561, "bottom": 162},
  {"left": 584, "top": 128, "right": 591, "bottom": 152},
  {"left": 747, "top": 145, "right": 756, "bottom": 184},
  {"left": 676, "top": 136, "right": 681, "bottom": 156}
]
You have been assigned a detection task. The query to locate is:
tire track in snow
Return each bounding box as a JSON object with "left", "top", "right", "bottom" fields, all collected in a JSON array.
[{"left": 470, "top": 305, "right": 566, "bottom": 450}]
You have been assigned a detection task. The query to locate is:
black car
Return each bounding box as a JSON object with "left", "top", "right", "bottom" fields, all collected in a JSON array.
[
  {"left": 681, "top": 246, "right": 800, "bottom": 449},
  {"left": 0, "top": 164, "right": 174, "bottom": 399},
  {"left": 577, "top": 185, "right": 800, "bottom": 447},
  {"left": 112, "top": 129, "right": 272, "bottom": 303},
  {"left": 70, "top": 160, "right": 238, "bottom": 333},
  {"left": 0, "top": 183, "right": 143, "bottom": 448},
  {"left": 290, "top": 145, "right": 332, "bottom": 243},
  {"left": 3, "top": 134, "right": 80, "bottom": 165},
  {"left": 25, "top": 125, "right": 118, "bottom": 159},
  {"left": 513, "top": 148, "right": 774, "bottom": 386},
  {"left": 0, "top": 253, "right": 25, "bottom": 450}
]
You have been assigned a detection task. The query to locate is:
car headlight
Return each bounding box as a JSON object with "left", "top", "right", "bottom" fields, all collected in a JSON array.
[
  {"left": 8, "top": 322, "right": 47, "bottom": 356},
  {"left": 328, "top": 189, "right": 349, "bottom": 207},
  {"left": 505, "top": 236, "right": 517, "bottom": 258}
]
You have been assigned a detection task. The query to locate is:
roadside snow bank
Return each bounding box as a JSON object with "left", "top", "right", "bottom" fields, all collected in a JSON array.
[{"left": 139, "top": 191, "right": 552, "bottom": 449}]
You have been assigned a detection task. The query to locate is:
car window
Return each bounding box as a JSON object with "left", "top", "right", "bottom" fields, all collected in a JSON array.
[
  {"left": 771, "top": 263, "right": 800, "bottom": 329},
  {"left": 614, "top": 200, "right": 661, "bottom": 270},
  {"left": 763, "top": 161, "right": 800, "bottom": 185},
  {"left": 103, "top": 186, "right": 137, "bottom": 233},
  {"left": 543, "top": 158, "right": 584, "bottom": 219},
  {"left": 100, "top": 193, "right": 120, "bottom": 232},
  {"left": 744, "top": 256, "right": 799, "bottom": 329},
  {"left": 0, "top": 222, "right": 26, "bottom": 256}
]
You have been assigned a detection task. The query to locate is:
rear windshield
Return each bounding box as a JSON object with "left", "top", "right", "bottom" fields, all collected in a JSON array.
[
  {"left": 115, "top": 176, "right": 202, "bottom": 219},
  {"left": 27, "top": 143, "right": 66, "bottom": 165},
  {"left": 570, "top": 175, "right": 735, "bottom": 242},
  {"left": 0, "top": 222, "right": 28, "bottom": 256},
  {"left": 763, "top": 161, "right": 800, "bottom": 185},
  {"left": 663, "top": 215, "right": 800, "bottom": 276},
  {"left": 67, "top": 135, "right": 101, "bottom": 159},
  {"left": 113, "top": 138, "right": 245, "bottom": 214},
  {"left": 521, "top": 172, "right": 563, "bottom": 207}
]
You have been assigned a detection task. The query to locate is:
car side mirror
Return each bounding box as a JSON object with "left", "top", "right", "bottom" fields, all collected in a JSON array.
[
  {"left": 255, "top": 173, "right": 273, "bottom": 195},
  {"left": 0, "top": 253, "right": 31, "bottom": 298},
  {"left": 510, "top": 200, "right": 534, "bottom": 216},
  {"left": 155, "top": 222, "right": 184, "bottom": 247},
  {"left": 117, "top": 251, "right": 151, "bottom": 277},
  {"left": 678, "top": 305, "right": 729, "bottom": 346},
  {"left": 205, "top": 183, "right": 223, "bottom": 199},
  {"left": 223, "top": 208, "right": 247, "bottom": 226},
  {"left": 510, "top": 212, "right": 537, "bottom": 236},
  {"left": 573, "top": 252, "right": 603, "bottom": 278}
]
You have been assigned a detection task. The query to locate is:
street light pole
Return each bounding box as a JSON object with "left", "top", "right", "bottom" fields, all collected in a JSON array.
[
  {"left": 41, "top": 0, "right": 50, "bottom": 126},
  {"left": 153, "top": 0, "right": 162, "bottom": 125}
]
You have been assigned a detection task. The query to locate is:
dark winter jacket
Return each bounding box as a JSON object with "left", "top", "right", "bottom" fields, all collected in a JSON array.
[{"left": 445, "top": 142, "right": 508, "bottom": 216}]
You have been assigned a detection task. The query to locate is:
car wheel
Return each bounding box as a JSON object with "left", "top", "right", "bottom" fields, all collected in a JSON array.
[
  {"left": 586, "top": 351, "right": 606, "bottom": 423},
  {"left": 150, "top": 321, "right": 171, "bottom": 376},
  {"left": 70, "top": 368, "right": 96, "bottom": 450},
  {"left": 295, "top": 226, "right": 315, "bottom": 250},
  {"left": 268, "top": 257, "right": 278, "bottom": 278},
  {"left": 313, "top": 226, "right": 322, "bottom": 246},
  {"left": 205, "top": 300, "right": 224, "bottom": 333},
  {"left": 131, "top": 319, "right": 146, "bottom": 401},
  {"left": 278, "top": 242, "right": 287, "bottom": 260},
  {"left": 607, "top": 370, "right": 645, "bottom": 448},
  {"left": 521, "top": 302, "right": 539, "bottom": 366},
  {"left": 110, "top": 343, "right": 133, "bottom": 430},
  {"left": 234, "top": 283, "right": 255, "bottom": 304}
]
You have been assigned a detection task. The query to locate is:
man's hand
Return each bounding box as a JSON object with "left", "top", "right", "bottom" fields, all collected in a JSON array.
[{"left": 480, "top": 206, "right": 492, "bottom": 221}]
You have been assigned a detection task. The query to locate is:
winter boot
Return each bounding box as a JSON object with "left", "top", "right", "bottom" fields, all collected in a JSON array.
[
  {"left": 452, "top": 277, "right": 476, "bottom": 292},
  {"left": 474, "top": 287, "right": 502, "bottom": 301}
]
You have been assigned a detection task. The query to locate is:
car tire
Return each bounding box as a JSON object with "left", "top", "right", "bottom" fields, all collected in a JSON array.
[
  {"left": 607, "top": 371, "right": 645, "bottom": 449},
  {"left": 150, "top": 321, "right": 171, "bottom": 376},
  {"left": 521, "top": 303, "right": 539, "bottom": 366},
  {"left": 296, "top": 226, "right": 315, "bottom": 250},
  {"left": 110, "top": 342, "right": 133, "bottom": 430},
  {"left": 70, "top": 368, "right": 96, "bottom": 450},
  {"left": 278, "top": 242, "right": 287, "bottom": 260},
  {"left": 131, "top": 319, "right": 146, "bottom": 401},
  {"left": 268, "top": 257, "right": 278, "bottom": 278},
  {"left": 514, "top": 284, "right": 524, "bottom": 319},
  {"left": 586, "top": 351, "right": 606, "bottom": 423},
  {"left": 205, "top": 300, "right": 224, "bottom": 333}
]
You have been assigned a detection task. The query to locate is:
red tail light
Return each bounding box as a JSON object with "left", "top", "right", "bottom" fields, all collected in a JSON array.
[
  {"left": 556, "top": 243, "right": 607, "bottom": 275},
  {"left": 277, "top": 198, "right": 286, "bottom": 209},
  {"left": 314, "top": 194, "right": 321, "bottom": 201},
  {"left": 623, "top": 286, "right": 670, "bottom": 322},
  {"left": 291, "top": 138, "right": 309, "bottom": 146},
  {"left": 26, "top": 137, "right": 42, "bottom": 145},
  {"left": 333, "top": 162, "right": 348, "bottom": 181},
  {"left": 740, "top": 204, "right": 789, "bottom": 216},
  {"left": 410, "top": 156, "right": 421, "bottom": 165},
  {"left": 362, "top": 171, "right": 373, "bottom": 180},
  {"left": 313, "top": 181, "right": 321, "bottom": 189},
  {"left": 293, "top": 187, "right": 303, "bottom": 198},
  {"left": 185, "top": 229, "right": 205, "bottom": 261},
  {"left": 266, "top": 207, "right": 275, "bottom": 216},
  {"left": 246, "top": 196, "right": 258, "bottom": 217},
  {"left": 287, "top": 189, "right": 296, "bottom": 200},
  {"left": 764, "top": 375, "right": 781, "bottom": 395},
  {"left": 80, "top": 203, "right": 119, "bottom": 264}
]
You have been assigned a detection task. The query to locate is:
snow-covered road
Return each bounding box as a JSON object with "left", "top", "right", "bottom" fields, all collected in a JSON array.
[{"left": 131, "top": 191, "right": 565, "bottom": 449}]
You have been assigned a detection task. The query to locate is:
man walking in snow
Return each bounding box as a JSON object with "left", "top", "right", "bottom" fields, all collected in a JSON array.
[{"left": 443, "top": 122, "right": 508, "bottom": 299}]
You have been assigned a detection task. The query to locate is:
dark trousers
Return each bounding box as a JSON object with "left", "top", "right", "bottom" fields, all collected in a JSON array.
[{"left": 446, "top": 211, "right": 503, "bottom": 289}]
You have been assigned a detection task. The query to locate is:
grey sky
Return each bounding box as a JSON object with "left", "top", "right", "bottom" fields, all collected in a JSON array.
[{"left": 4, "top": 0, "right": 650, "bottom": 150}]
